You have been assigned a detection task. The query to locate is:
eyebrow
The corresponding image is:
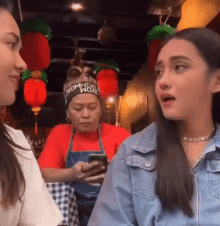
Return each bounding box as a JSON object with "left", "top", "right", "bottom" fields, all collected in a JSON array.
[
  {"left": 74, "top": 102, "right": 97, "bottom": 105},
  {"left": 155, "top": 55, "right": 193, "bottom": 68},
  {"left": 5, "top": 32, "right": 20, "bottom": 42}
]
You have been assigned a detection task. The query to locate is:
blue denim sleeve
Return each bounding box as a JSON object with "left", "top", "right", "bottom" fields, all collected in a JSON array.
[{"left": 88, "top": 143, "right": 138, "bottom": 226}]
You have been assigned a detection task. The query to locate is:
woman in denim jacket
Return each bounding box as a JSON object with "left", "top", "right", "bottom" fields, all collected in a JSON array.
[{"left": 88, "top": 28, "right": 220, "bottom": 226}]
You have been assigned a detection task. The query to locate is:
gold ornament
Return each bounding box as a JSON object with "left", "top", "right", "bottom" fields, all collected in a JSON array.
[{"left": 31, "top": 71, "right": 42, "bottom": 78}]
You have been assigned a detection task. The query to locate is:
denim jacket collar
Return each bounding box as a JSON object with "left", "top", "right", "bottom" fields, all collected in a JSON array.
[
  {"left": 131, "top": 122, "right": 220, "bottom": 155},
  {"left": 131, "top": 122, "right": 157, "bottom": 154}
]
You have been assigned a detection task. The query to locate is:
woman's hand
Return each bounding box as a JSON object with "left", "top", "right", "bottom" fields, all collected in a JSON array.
[{"left": 69, "top": 161, "right": 106, "bottom": 184}]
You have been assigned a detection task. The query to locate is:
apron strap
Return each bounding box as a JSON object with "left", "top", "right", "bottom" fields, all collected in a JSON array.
[
  {"left": 97, "top": 124, "right": 106, "bottom": 155},
  {"left": 68, "top": 127, "right": 75, "bottom": 153},
  {"left": 68, "top": 124, "right": 106, "bottom": 154}
]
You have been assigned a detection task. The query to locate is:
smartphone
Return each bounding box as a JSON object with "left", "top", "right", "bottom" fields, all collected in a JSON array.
[{"left": 89, "top": 154, "right": 108, "bottom": 170}]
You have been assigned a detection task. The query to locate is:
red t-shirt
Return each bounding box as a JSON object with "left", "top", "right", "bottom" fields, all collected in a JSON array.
[{"left": 38, "top": 123, "right": 130, "bottom": 169}]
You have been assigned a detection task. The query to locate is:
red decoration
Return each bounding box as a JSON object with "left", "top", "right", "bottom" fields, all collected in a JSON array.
[
  {"left": 24, "top": 78, "right": 47, "bottom": 135},
  {"left": 148, "top": 39, "right": 163, "bottom": 71},
  {"left": 97, "top": 69, "right": 118, "bottom": 98},
  {"left": 24, "top": 78, "right": 47, "bottom": 107},
  {"left": 20, "top": 32, "right": 51, "bottom": 71}
]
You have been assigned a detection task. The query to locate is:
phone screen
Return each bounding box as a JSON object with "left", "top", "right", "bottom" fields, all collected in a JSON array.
[{"left": 89, "top": 154, "right": 108, "bottom": 169}]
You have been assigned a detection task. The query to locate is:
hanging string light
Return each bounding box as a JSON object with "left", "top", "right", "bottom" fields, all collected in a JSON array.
[{"left": 17, "top": 0, "right": 23, "bottom": 22}]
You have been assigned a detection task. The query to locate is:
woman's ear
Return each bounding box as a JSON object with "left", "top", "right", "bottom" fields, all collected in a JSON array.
[{"left": 212, "top": 71, "right": 220, "bottom": 94}]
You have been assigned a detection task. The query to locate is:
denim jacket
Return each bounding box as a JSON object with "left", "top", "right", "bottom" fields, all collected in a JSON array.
[{"left": 88, "top": 122, "right": 220, "bottom": 226}]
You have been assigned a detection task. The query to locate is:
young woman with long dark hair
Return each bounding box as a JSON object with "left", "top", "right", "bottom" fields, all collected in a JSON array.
[
  {"left": 88, "top": 27, "right": 220, "bottom": 225},
  {"left": 0, "top": 1, "right": 62, "bottom": 225}
]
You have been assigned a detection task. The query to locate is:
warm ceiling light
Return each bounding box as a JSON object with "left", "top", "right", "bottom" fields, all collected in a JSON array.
[{"left": 71, "top": 3, "right": 84, "bottom": 11}]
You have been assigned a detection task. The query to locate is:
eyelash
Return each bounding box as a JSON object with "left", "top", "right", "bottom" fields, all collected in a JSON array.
[
  {"left": 74, "top": 107, "right": 96, "bottom": 111},
  {"left": 155, "top": 65, "right": 187, "bottom": 77},
  {"left": 155, "top": 69, "right": 163, "bottom": 77},
  {"left": 174, "top": 64, "right": 187, "bottom": 71},
  {"left": 7, "top": 42, "right": 16, "bottom": 49}
]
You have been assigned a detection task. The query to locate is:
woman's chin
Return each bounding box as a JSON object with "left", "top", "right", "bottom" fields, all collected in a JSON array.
[
  {"left": 163, "top": 113, "right": 182, "bottom": 121},
  {"left": 2, "top": 95, "right": 16, "bottom": 106}
]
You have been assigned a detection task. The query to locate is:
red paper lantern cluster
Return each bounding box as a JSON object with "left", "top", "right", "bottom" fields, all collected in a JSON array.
[
  {"left": 97, "top": 69, "right": 118, "bottom": 98},
  {"left": 20, "top": 21, "right": 51, "bottom": 134}
]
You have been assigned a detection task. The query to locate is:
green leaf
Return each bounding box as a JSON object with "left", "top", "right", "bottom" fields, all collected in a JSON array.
[
  {"left": 93, "top": 59, "right": 119, "bottom": 74},
  {"left": 107, "top": 59, "right": 119, "bottom": 68},
  {"left": 41, "top": 71, "right": 48, "bottom": 83},
  {"left": 22, "top": 18, "right": 52, "bottom": 40},
  {"left": 21, "top": 70, "right": 31, "bottom": 82},
  {"left": 146, "top": 24, "right": 175, "bottom": 43}
]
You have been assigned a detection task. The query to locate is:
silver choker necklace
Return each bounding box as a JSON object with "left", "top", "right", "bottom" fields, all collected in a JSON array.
[{"left": 181, "top": 126, "right": 215, "bottom": 143}]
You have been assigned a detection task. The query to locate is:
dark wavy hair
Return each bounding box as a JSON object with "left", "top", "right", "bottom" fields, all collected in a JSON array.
[
  {"left": 0, "top": 0, "right": 30, "bottom": 209},
  {"left": 155, "top": 28, "right": 220, "bottom": 217}
]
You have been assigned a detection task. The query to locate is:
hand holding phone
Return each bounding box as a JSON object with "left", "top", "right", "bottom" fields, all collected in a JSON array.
[{"left": 88, "top": 154, "right": 108, "bottom": 170}]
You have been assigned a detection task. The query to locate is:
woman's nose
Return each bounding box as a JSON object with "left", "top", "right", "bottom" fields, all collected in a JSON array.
[
  {"left": 82, "top": 108, "right": 90, "bottom": 118},
  {"left": 16, "top": 52, "right": 27, "bottom": 73},
  {"left": 157, "top": 72, "right": 171, "bottom": 90},
  {"left": 159, "top": 82, "right": 169, "bottom": 90}
]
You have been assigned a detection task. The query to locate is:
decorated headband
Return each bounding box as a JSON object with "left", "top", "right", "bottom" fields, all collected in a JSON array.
[{"left": 64, "top": 82, "right": 100, "bottom": 107}]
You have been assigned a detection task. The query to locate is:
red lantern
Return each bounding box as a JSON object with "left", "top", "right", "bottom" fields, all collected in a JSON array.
[
  {"left": 97, "top": 69, "right": 118, "bottom": 98},
  {"left": 148, "top": 39, "right": 163, "bottom": 71},
  {"left": 24, "top": 78, "right": 47, "bottom": 134},
  {"left": 20, "top": 32, "right": 51, "bottom": 71},
  {"left": 24, "top": 78, "right": 47, "bottom": 107}
]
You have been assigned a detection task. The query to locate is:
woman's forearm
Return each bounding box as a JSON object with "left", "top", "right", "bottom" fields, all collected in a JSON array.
[{"left": 40, "top": 168, "right": 77, "bottom": 183}]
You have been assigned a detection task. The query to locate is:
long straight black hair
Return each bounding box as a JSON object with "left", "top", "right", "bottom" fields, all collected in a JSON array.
[
  {"left": 155, "top": 28, "right": 220, "bottom": 216},
  {"left": 0, "top": 0, "right": 30, "bottom": 209}
]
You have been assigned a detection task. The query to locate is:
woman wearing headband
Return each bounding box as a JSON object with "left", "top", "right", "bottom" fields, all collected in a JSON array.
[
  {"left": 88, "top": 28, "right": 220, "bottom": 225},
  {"left": 38, "top": 66, "right": 130, "bottom": 226},
  {"left": 0, "top": 1, "right": 63, "bottom": 225}
]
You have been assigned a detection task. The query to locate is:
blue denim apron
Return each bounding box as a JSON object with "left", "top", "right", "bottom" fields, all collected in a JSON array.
[{"left": 65, "top": 125, "right": 105, "bottom": 226}]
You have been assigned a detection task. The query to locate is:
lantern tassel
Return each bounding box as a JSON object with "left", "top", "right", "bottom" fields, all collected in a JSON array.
[
  {"left": 35, "top": 115, "right": 38, "bottom": 135},
  {"left": 32, "top": 107, "right": 41, "bottom": 135}
]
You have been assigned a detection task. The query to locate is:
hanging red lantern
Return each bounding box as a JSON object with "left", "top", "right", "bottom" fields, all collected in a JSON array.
[
  {"left": 97, "top": 69, "right": 118, "bottom": 98},
  {"left": 146, "top": 24, "right": 175, "bottom": 71},
  {"left": 20, "top": 18, "right": 51, "bottom": 134},
  {"left": 24, "top": 78, "right": 47, "bottom": 107},
  {"left": 20, "top": 32, "right": 51, "bottom": 71},
  {"left": 148, "top": 39, "right": 163, "bottom": 71},
  {"left": 23, "top": 75, "right": 47, "bottom": 134}
]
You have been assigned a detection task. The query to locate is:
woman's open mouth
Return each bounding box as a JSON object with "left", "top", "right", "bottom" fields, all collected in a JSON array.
[{"left": 160, "top": 93, "right": 176, "bottom": 108}]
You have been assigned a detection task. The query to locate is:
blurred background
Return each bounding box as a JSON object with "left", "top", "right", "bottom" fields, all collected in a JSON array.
[{"left": 6, "top": 0, "right": 220, "bottom": 157}]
